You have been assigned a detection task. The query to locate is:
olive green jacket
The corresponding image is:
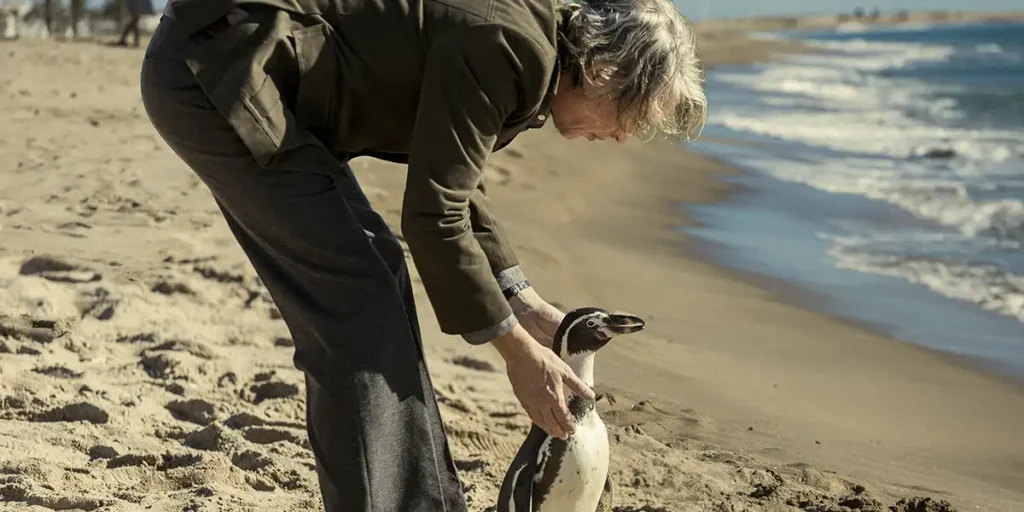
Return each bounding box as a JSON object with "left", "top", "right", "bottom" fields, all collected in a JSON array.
[{"left": 162, "top": 0, "right": 560, "bottom": 343}]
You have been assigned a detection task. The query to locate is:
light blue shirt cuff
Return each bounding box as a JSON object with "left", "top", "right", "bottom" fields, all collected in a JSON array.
[
  {"left": 495, "top": 265, "right": 528, "bottom": 293},
  {"left": 460, "top": 266, "right": 530, "bottom": 345}
]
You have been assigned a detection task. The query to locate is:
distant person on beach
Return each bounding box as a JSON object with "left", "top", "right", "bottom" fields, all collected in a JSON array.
[
  {"left": 140, "top": 0, "right": 705, "bottom": 509},
  {"left": 115, "top": 0, "right": 154, "bottom": 46}
]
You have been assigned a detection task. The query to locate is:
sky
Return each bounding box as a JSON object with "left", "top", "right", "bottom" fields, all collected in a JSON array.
[
  {"left": 52, "top": 0, "right": 1024, "bottom": 21},
  {"left": 673, "top": 0, "right": 1024, "bottom": 20}
]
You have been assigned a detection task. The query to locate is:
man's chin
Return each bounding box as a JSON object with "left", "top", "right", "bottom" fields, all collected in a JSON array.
[{"left": 557, "top": 128, "right": 581, "bottom": 140}]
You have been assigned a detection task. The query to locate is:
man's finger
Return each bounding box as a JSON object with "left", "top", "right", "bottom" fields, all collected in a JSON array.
[
  {"left": 563, "top": 369, "right": 596, "bottom": 400},
  {"left": 553, "top": 382, "right": 575, "bottom": 437},
  {"left": 553, "top": 403, "right": 575, "bottom": 439},
  {"left": 552, "top": 407, "right": 574, "bottom": 439},
  {"left": 539, "top": 407, "right": 566, "bottom": 440},
  {"left": 528, "top": 406, "right": 548, "bottom": 431}
]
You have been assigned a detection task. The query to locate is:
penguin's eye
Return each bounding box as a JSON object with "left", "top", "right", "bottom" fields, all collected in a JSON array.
[{"left": 586, "top": 320, "right": 597, "bottom": 328}]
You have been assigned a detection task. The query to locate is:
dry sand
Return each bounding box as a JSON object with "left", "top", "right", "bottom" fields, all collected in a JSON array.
[{"left": 1, "top": 18, "right": 1023, "bottom": 512}]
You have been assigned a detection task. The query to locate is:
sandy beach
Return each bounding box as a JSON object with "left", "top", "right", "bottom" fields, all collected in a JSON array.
[{"left": 1, "top": 14, "right": 1023, "bottom": 512}]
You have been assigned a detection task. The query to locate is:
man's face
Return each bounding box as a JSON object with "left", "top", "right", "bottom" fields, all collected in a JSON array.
[{"left": 549, "top": 73, "right": 634, "bottom": 143}]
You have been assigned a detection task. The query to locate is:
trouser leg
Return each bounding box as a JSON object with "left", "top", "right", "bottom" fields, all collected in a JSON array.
[{"left": 139, "top": 19, "right": 466, "bottom": 512}]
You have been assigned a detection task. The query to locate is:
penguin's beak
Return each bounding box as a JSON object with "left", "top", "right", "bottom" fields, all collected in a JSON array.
[{"left": 604, "top": 313, "right": 646, "bottom": 335}]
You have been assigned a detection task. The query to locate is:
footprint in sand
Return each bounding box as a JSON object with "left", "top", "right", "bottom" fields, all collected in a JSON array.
[
  {"left": 139, "top": 352, "right": 181, "bottom": 380},
  {"left": 0, "top": 486, "right": 109, "bottom": 512},
  {"left": 223, "top": 412, "right": 267, "bottom": 430},
  {"left": 157, "top": 452, "right": 205, "bottom": 471},
  {"left": 31, "top": 402, "right": 109, "bottom": 424},
  {"left": 246, "top": 474, "right": 278, "bottom": 492},
  {"left": 166, "top": 398, "right": 218, "bottom": 426},
  {"left": 243, "top": 372, "right": 300, "bottom": 404},
  {"left": 449, "top": 355, "right": 498, "bottom": 373},
  {"left": 106, "top": 452, "right": 203, "bottom": 471},
  {"left": 105, "top": 453, "right": 160, "bottom": 469},
  {"left": 217, "top": 371, "right": 239, "bottom": 388},
  {"left": 139, "top": 340, "right": 217, "bottom": 380},
  {"left": 192, "top": 264, "right": 245, "bottom": 285},
  {"left": 0, "top": 339, "right": 37, "bottom": 356},
  {"left": 241, "top": 426, "right": 310, "bottom": 449},
  {"left": 146, "top": 339, "right": 217, "bottom": 360},
  {"left": 222, "top": 411, "right": 304, "bottom": 431},
  {"left": 243, "top": 285, "right": 275, "bottom": 309},
  {"left": 231, "top": 449, "right": 273, "bottom": 471},
  {"left": 0, "top": 314, "right": 72, "bottom": 344},
  {"left": 151, "top": 279, "right": 196, "bottom": 296},
  {"left": 444, "top": 426, "right": 520, "bottom": 460},
  {"left": 453, "top": 459, "right": 487, "bottom": 472},
  {"left": 19, "top": 255, "right": 101, "bottom": 283},
  {"left": 436, "top": 394, "right": 477, "bottom": 415},
  {"left": 163, "top": 255, "right": 219, "bottom": 266},
  {"left": 116, "top": 332, "right": 157, "bottom": 344},
  {"left": 76, "top": 287, "right": 118, "bottom": 321},
  {"left": 433, "top": 385, "right": 480, "bottom": 415},
  {"left": 183, "top": 423, "right": 246, "bottom": 452},
  {"left": 56, "top": 220, "right": 92, "bottom": 232},
  {"left": 88, "top": 445, "right": 119, "bottom": 460},
  {"left": 31, "top": 364, "right": 83, "bottom": 379}
]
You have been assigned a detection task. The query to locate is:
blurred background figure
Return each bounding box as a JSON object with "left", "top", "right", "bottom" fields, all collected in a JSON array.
[
  {"left": 0, "top": 1, "right": 30, "bottom": 39},
  {"left": 1, "top": 0, "right": 90, "bottom": 39},
  {"left": 115, "top": 0, "right": 153, "bottom": 46}
]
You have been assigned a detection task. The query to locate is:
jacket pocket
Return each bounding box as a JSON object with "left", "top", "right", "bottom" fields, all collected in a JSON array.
[
  {"left": 239, "top": 71, "right": 289, "bottom": 167},
  {"left": 291, "top": 21, "right": 339, "bottom": 134}
]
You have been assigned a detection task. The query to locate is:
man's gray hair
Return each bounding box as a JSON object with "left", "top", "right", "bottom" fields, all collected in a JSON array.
[{"left": 555, "top": 0, "right": 707, "bottom": 141}]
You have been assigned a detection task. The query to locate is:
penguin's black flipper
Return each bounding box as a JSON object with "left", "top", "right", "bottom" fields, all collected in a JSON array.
[
  {"left": 596, "top": 473, "right": 614, "bottom": 512},
  {"left": 497, "top": 425, "right": 548, "bottom": 512}
]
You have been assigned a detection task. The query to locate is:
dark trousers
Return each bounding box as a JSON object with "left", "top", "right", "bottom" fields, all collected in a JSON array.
[{"left": 140, "top": 18, "right": 467, "bottom": 512}]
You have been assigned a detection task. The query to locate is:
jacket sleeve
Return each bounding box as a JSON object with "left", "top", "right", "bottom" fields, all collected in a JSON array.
[
  {"left": 470, "top": 179, "right": 519, "bottom": 275},
  {"left": 401, "top": 24, "right": 552, "bottom": 343}
]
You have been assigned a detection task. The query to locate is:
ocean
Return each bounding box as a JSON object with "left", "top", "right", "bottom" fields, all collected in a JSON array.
[{"left": 687, "top": 20, "right": 1024, "bottom": 380}]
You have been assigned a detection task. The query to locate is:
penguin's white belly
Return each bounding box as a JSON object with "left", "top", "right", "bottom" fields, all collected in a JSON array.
[{"left": 535, "top": 413, "right": 609, "bottom": 512}]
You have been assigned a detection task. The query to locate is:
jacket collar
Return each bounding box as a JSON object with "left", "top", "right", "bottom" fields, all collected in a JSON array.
[{"left": 528, "top": 59, "right": 560, "bottom": 130}]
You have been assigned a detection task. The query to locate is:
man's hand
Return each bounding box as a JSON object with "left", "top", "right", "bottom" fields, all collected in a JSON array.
[
  {"left": 509, "top": 287, "right": 565, "bottom": 350},
  {"left": 492, "top": 324, "right": 595, "bottom": 440}
]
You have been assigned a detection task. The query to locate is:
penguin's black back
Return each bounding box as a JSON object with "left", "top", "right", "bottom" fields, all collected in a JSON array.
[{"left": 496, "top": 425, "right": 549, "bottom": 512}]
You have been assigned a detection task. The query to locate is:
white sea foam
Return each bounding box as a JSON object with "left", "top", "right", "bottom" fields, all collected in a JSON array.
[
  {"left": 735, "top": 156, "right": 1024, "bottom": 240},
  {"left": 975, "top": 43, "right": 1004, "bottom": 54},
  {"left": 705, "top": 28, "right": 1024, "bottom": 328},
  {"left": 823, "top": 233, "right": 1024, "bottom": 323},
  {"left": 710, "top": 36, "right": 1023, "bottom": 163},
  {"left": 715, "top": 111, "right": 1020, "bottom": 163}
]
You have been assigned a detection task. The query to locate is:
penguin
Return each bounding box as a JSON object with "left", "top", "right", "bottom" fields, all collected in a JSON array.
[{"left": 497, "top": 307, "right": 646, "bottom": 512}]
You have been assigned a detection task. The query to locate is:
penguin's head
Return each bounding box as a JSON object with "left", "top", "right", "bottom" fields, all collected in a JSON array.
[{"left": 551, "top": 307, "right": 646, "bottom": 359}]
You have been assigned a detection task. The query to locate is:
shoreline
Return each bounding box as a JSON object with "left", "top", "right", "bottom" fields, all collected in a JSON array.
[
  {"left": 693, "top": 8, "right": 1024, "bottom": 35},
  {"left": 687, "top": 19, "right": 1024, "bottom": 386},
  {"left": 681, "top": 198, "right": 1024, "bottom": 391}
]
